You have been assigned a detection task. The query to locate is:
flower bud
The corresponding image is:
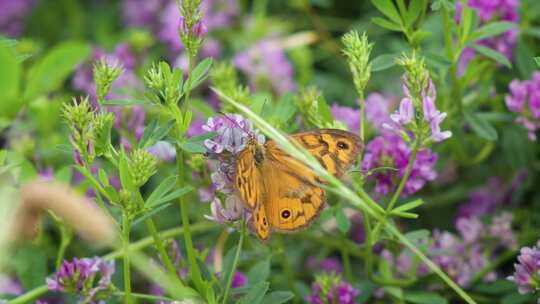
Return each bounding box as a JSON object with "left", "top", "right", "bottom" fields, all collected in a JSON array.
[{"left": 129, "top": 149, "right": 157, "bottom": 187}]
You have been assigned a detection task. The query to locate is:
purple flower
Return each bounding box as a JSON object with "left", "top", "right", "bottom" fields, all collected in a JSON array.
[
  {"left": 307, "top": 275, "right": 360, "bottom": 304},
  {"left": 148, "top": 141, "right": 176, "bottom": 162},
  {"left": 365, "top": 93, "right": 392, "bottom": 128},
  {"left": 362, "top": 133, "right": 438, "bottom": 197},
  {"left": 38, "top": 167, "right": 54, "bottom": 181},
  {"left": 202, "top": 114, "right": 264, "bottom": 154},
  {"left": 506, "top": 79, "right": 528, "bottom": 112},
  {"left": 191, "top": 21, "right": 208, "bottom": 38},
  {"left": 390, "top": 97, "right": 414, "bottom": 125},
  {"left": 349, "top": 215, "right": 365, "bottom": 244},
  {"left": 508, "top": 240, "right": 540, "bottom": 295},
  {"left": 456, "top": 216, "right": 483, "bottom": 244},
  {"left": 331, "top": 104, "right": 359, "bottom": 132},
  {"left": 457, "top": 178, "right": 506, "bottom": 219},
  {"left": 231, "top": 271, "right": 248, "bottom": 288},
  {"left": 0, "top": 0, "right": 35, "bottom": 37},
  {"left": 204, "top": 195, "right": 244, "bottom": 224},
  {"left": 0, "top": 274, "right": 22, "bottom": 295},
  {"left": 306, "top": 257, "right": 343, "bottom": 274},
  {"left": 332, "top": 93, "right": 393, "bottom": 132},
  {"left": 234, "top": 40, "right": 296, "bottom": 95},
  {"left": 46, "top": 257, "right": 115, "bottom": 301},
  {"left": 385, "top": 76, "right": 451, "bottom": 143},
  {"left": 121, "top": 0, "right": 168, "bottom": 31},
  {"left": 488, "top": 212, "right": 517, "bottom": 249}
]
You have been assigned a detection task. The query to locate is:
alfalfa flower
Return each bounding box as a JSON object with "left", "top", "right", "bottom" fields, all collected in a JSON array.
[
  {"left": 508, "top": 240, "right": 540, "bottom": 298},
  {"left": 505, "top": 72, "right": 540, "bottom": 141},
  {"left": 307, "top": 273, "right": 360, "bottom": 304},
  {"left": 383, "top": 53, "right": 452, "bottom": 145},
  {"left": 46, "top": 257, "right": 115, "bottom": 302},
  {"left": 93, "top": 59, "right": 124, "bottom": 105}
]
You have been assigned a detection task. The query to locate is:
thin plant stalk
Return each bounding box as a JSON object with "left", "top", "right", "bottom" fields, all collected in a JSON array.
[
  {"left": 134, "top": 191, "right": 184, "bottom": 285},
  {"left": 55, "top": 224, "right": 72, "bottom": 268},
  {"left": 221, "top": 219, "right": 246, "bottom": 304},
  {"left": 175, "top": 53, "right": 204, "bottom": 293},
  {"left": 122, "top": 212, "right": 132, "bottom": 304},
  {"left": 372, "top": 141, "right": 419, "bottom": 238}
]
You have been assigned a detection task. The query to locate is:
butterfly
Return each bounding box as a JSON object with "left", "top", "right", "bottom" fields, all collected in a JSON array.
[{"left": 234, "top": 129, "right": 363, "bottom": 241}]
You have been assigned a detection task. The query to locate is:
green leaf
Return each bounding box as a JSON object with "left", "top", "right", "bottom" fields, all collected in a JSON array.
[
  {"left": 405, "top": 0, "right": 423, "bottom": 28},
  {"left": 469, "top": 21, "right": 515, "bottom": 42},
  {"left": 371, "top": 17, "right": 402, "bottom": 32},
  {"left": 390, "top": 211, "right": 419, "bottom": 219},
  {"left": 473, "top": 280, "right": 516, "bottom": 295},
  {"left": 132, "top": 202, "right": 173, "bottom": 226},
  {"left": 392, "top": 199, "right": 424, "bottom": 213},
  {"left": 24, "top": 41, "right": 91, "bottom": 100},
  {"left": 147, "top": 186, "right": 192, "bottom": 208},
  {"left": 262, "top": 291, "right": 295, "bottom": 304},
  {"left": 501, "top": 292, "right": 534, "bottom": 304},
  {"left": 98, "top": 168, "right": 110, "bottom": 187},
  {"left": 138, "top": 120, "right": 175, "bottom": 149},
  {"left": 102, "top": 99, "right": 147, "bottom": 106},
  {"left": 0, "top": 46, "right": 20, "bottom": 101},
  {"left": 317, "top": 98, "right": 333, "bottom": 125},
  {"left": 371, "top": 0, "right": 402, "bottom": 24},
  {"left": 371, "top": 54, "right": 397, "bottom": 72},
  {"left": 119, "top": 150, "right": 135, "bottom": 191},
  {"left": 247, "top": 260, "right": 270, "bottom": 285},
  {"left": 515, "top": 39, "right": 535, "bottom": 79},
  {"left": 221, "top": 245, "right": 238, "bottom": 287},
  {"left": 54, "top": 166, "right": 73, "bottom": 184},
  {"left": 237, "top": 281, "right": 270, "bottom": 304},
  {"left": 471, "top": 44, "right": 512, "bottom": 68},
  {"left": 145, "top": 175, "right": 177, "bottom": 206},
  {"left": 404, "top": 229, "right": 430, "bottom": 242},
  {"left": 404, "top": 291, "right": 448, "bottom": 304},
  {"left": 464, "top": 112, "right": 498, "bottom": 141},
  {"left": 12, "top": 245, "right": 47, "bottom": 290},
  {"left": 181, "top": 132, "right": 216, "bottom": 154},
  {"left": 535, "top": 56, "right": 540, "bottom": 68},
  {"left": 190, "top": 57, "right": 213, "bottom": 89},
  {"left": 335, "top": 207, "right": 351, "bottom": 233},
  {"left": 0, "top": 46, "right": 22, "bottom": 117}
]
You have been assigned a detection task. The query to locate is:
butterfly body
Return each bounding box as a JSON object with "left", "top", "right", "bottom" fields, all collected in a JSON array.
[{"left": 234, "top": 129, "right": 362, "bottom": 241}]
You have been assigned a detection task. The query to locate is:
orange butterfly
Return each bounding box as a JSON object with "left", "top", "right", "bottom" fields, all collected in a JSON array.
[{"left": 234, "top": 129, "right": 363, "bottom": 241}]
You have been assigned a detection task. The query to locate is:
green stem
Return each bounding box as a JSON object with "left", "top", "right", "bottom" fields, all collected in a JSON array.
[
  {"left": 174, "top": 52, "right": 204, "bottom": 294},
  {"left": 387, "top": 142, "right": 419, "bottom": 211},
  {"left": 372, "top": 141, "right": 419, "bottom": 237},
  {"left": 114, "top": 291, "right": 176, "bottom": 302},
  {"left": 8, "top": 286, "right": 48, "bottom": 304},
  {"left": 176, "top": 146, "right": 204, "bottom": 293},
  {"left": 341, "top": 249, "right": 352, "bottom": 282},
  {"left": 221, "top": 220, "right": 246, "bottom": 304},
  {"left": 122, "top": 212, "right": 133, "bottom": 304},
  {"left": 358, "top": 91, "right": 366, "bottom": 143},
  {"left": 134, "top": 191, "right": 183, "bottom": 285},
  {"left": 55, "top": 225, "right": 72, "bottom": 269}
]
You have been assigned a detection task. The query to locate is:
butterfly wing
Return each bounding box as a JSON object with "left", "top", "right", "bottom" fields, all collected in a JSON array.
[
  {"left": 234, "top": 145, "right": 263, "bottom": 209},
  {"left": 262, "top": 129, "right": 363, "bottom": 232},
  {"left": 290, "top": 129, "right": 363, "bottom": 177}
]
